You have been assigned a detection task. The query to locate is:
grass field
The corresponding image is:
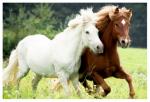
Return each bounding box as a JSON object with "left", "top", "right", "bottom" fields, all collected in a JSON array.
[{"left": 3, "top": 47, "right": 147, "bottom": 99}]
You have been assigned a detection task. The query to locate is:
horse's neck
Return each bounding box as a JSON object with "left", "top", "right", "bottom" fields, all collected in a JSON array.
[
  {"left": 57, "top": 26, "right": 84, "bottom": 62},
  {"left": 101, "top": 22, "right": 120, "bottom": 65},
  {"left": 102, "top": 22, "right": 118, "bottom": 55},
  {"left": 67, "top": 27, "right": 85, "bottom": 63}
]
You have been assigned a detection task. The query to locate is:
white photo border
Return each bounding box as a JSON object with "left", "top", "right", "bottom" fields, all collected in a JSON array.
[{"left": 0, "top": 0, "right": 148, "bottom": 102}]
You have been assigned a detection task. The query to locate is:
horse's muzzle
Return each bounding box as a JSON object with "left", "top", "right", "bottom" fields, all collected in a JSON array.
[
  {"left": 119, "top": 39, "right": 131, "bottom": 48},
  {"left": 96, "top": 45, "right": 104, "bottom": 54}
]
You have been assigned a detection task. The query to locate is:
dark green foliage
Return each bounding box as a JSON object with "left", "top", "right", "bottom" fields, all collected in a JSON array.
[{"left": 3, "top": 4, "right": 58, "bottom": 58}]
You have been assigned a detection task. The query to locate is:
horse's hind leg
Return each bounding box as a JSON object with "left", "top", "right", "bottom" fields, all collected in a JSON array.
[
  {"left": 16, "top": 59, "right": 29, "bottom": 98},
  {"left": 114, "top": 67, "right": 135, "bottom": 98},
  {"left": 32, "top": 74, "right": 42, "bottom": 98},
  {"left": 32, "top": 74, "right": 42, "bottom": 92},
  {"left": 16, "top": 69, "right": 29, "bottom": 98}
]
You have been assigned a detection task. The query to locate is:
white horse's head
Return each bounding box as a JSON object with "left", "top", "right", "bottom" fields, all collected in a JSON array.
[{"left": 68, "top": 8, "right": 103, "bottom": 54}]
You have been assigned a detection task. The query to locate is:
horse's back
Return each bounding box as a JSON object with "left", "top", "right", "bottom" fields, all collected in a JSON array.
[
  {"left": 17, "top": 34, "right": 51, "bottom": 55},
  {"left": 20, "top": 34, "right": 51, "bottom": 43}
]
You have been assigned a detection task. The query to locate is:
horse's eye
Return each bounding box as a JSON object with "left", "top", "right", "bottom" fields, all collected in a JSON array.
[
  {"left": 115, "top": 24, "right": 119, "bottom": 27},
  {"left": 85, "top": 31, "right": 89, "bottom": 34}
]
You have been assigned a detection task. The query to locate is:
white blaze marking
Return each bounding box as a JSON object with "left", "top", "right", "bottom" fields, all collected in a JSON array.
[{"left": 121, "top": 19, "right": 126, "bottom": 25}]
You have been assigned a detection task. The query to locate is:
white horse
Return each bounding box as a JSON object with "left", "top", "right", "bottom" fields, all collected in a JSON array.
[{"left": 3, "top": 8, "right": 103, "bottom": 96}]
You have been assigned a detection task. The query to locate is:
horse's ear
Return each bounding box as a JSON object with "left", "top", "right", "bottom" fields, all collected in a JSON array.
[
  {"left": 114, "top": 7, "right": 119, "bottom": 14},
  {"left": 127, "top": 9, "right": 132, "bottom": 20},
  {"left": 68, "top": 16, "right": 81, "bottom": 28},
  {"left": 129, "top": 9, "right": 132, "bottom": 13}
]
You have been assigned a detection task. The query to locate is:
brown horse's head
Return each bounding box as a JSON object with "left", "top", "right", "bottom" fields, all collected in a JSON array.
[
  {"left": 111, "top": 7, "right": 132, "bottom": 48},
  {"left": 96, "top": 6, "right": 132, "bottom": 48}
]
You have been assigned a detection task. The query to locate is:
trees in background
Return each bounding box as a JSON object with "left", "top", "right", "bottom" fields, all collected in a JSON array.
[
  {"left": 3, "top": 3, "right": 147, "bottom": 58},
  {"left": 3, "top": 4, "right": 58, "bottom": 58}
]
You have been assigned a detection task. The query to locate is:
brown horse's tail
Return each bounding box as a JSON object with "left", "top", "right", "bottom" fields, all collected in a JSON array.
[{"left": 3, "top": 49, "right": 19, "bottom": 86}]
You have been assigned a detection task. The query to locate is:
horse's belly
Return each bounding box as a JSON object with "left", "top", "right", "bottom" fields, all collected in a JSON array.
[
  {"left": 29, "top": 63, "right": 57, "bottom": 77},
  {"left": 26, "top": 47, "right": 57, "bottom": 76}
]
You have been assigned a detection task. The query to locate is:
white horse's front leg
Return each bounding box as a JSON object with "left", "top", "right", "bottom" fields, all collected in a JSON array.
[
  {"left": 57, "top": 72, "right": 70, "bottom": 96},
  {"left": 71, "top": 73, "right": 81, "bottom": 96},
  {"left": 51, "top": 78, "right": 62, "bottom": 91}
]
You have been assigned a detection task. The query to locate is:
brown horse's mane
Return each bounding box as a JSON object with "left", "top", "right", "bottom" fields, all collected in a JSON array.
[{"left": 96, "top": 5, "right": 132, "bottom": 33}]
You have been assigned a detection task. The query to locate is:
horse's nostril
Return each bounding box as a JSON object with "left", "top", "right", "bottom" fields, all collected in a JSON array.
[
  {"left": 97, "top": 45, "right": 100, "bottom": 50},
  {"left": 96, "top": 45, "right": 103, "bottom": 53},
  {"left": 121, "top": 40, "right": 125, "bottom": 44}
]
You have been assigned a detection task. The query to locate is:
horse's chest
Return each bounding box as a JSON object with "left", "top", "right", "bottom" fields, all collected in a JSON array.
[
  {"left": 56, "top": 58, "right": 80, "bottom": 74},
  {"left": 104, "top": 66, "right": 116, "bottom": 75},
  {"left": 68, "top": 61, "right": 80, "bottom": 74}
]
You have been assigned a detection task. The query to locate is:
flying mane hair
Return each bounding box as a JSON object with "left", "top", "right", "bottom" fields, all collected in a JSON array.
[
  {"left": 68, "top": 8, "right": 98, "bottom": 28},
  {"left": 96, "top": 5, "right": 132, "bottom": 32}
]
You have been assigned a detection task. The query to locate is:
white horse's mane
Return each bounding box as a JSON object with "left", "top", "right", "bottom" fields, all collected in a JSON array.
[{"left": 68, "top": 8, "right": 98, "bottom": 28}]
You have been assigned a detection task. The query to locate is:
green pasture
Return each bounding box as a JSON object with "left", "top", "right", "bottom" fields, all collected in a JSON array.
[{"left": 3, "top": 47, "right": 147, "bottom": 99}]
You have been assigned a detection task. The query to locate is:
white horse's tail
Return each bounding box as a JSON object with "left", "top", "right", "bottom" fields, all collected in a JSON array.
[{"left": 3, "top": 49, "right": 18, "bottom": 86}]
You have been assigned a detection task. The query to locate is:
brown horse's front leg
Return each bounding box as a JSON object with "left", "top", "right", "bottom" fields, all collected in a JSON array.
[
  {"left": 114, "top": 67, "right": 135, "bottom": 98},
  {"left": 79, "top": 76, "right": 92, "bottom": 94},
  {"left": 92, "top": 72, "right": 111, "bottom": 96}
]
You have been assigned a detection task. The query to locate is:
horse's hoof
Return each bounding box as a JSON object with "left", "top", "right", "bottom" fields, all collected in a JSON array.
[
  {"left": 128, "top": 95, "right": 135, "bottom": 99},
  {"left": 94, "top": 95, "right": 102, "bottom": 99},
  {"left": 129, "top": 92, "right": 135, "bottom": 99},
  {"left": 16, "top": 90, "right": 21, "bottom": 98},
  {"left": 88, "top": 91, "right": 93, "bottom": 95},
  {"left": 85, "top": 88, "right": 93, "bottom": 95},
  {"left": 33, "top": 96, "right": 36, "bottom": 99},
  {"left": 101, "top": 88, "right": 110, "bottom": 97},
  {"left": 101, "top": 92, "right": 107, "bottom": 97}
]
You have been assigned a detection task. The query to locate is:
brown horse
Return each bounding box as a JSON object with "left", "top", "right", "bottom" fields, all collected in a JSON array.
[{"left": 79, "top": 5, "right": 135, "bottom": 98}]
